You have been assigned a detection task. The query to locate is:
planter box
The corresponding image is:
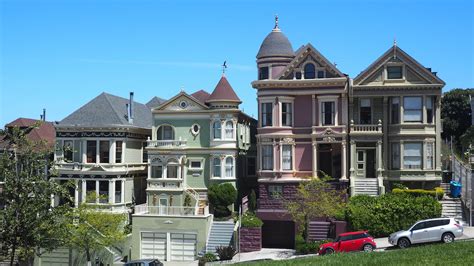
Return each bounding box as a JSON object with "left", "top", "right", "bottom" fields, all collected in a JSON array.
[{"left": 240, "top": 227, "right": 262, "bottom": 252}]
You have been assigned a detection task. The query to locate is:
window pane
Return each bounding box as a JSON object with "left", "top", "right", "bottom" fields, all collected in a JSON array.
[
  {"left": 86, "top": 180, "right": 96, "bottom": 202},
  {"left": 115, "top": 181, "right": 122, "bottom": 203},
  {"left": 282, "top": 103, "right": 292, "bottom": 126},
  {"left": 262, "top": 145, "right": 273, "bottom": 170},
  {"left": 213, "top": 158, "right": 221, "bottom": 177},
  {"left": 404, "top": 97, "right": 422, "bottom": 122},
  {"left": 99, "top": 181, "right": 109, "bottom": 203},
  {"left": 323, "top": 102, "right": 335, "bottom": 125},
  {"left": 360, "top": 99, "right": 371, "bottom": 124},
  {"left": 191, "top": 161, "right": 201, "bottom": 169},
  {"left": 152, "top": 165, "right": 163, "bottom": 178},
  {"left": 282, "top": 145, "right": 292, "bottom": 170},
  {"left": 404, "top": 97, "right": 422, "bottom": 109},
  {"left": 247, "top": 157, "right": 256, "bottom": 176},
  {"left": 86, "top": 141, "right": 97, "bottom": 163},
  {"left": 259, "top": 67, "right": 269, "bottom": 80},
  {"left": 225, "top": 157, "right": 233, "bottom": 178},
  {"left": 213, "top": 121, "right": 221, "bottom": 139},
  {"left": 99, "top": 141, "right": 109, "bottom": 163},
  {"left": 387, "top": 66, "right": 403, "bottom": 79},
  {"left": 261, "top": 103, "right": 273, "bottom": 127},
  {"left": 404, "top": 143, "right": 422, "bottom": 169},
  {"left": 63, "top": 140, "right": 73, "bottom": 162},
  {"left": 317, "top": 71, "right": 325, "bottom": 78},
  {"left": 225, "top": 121, "right": 233, "bottom": 139},
  {"left": 391, "top": 143, "right": 400, "bottom": 169},
  {"left": 391, "top": 97, "right": 400, "bottom": 124},
  {"left": 304, "top": 64, "right": 315, "bottom": 79},
  {"left": 426, "top": 97, "right": 434, "bottom": 124},
  {"left": 115, "top": 141, "right": 122, "bottom": 163}
]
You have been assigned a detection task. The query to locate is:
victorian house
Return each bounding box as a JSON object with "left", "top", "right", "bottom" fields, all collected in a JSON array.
[
  {"left": 251, "top": 21, "right": 350, "bottom": 248},
  {"left": 130, "top": 75, "right": 257, "bottom": 261},
  {"left": 350, "top": 43, "right": 444, "bottom": 193},
  {"left": 53, "top": 92, "right": 157, "bottom": 212}
]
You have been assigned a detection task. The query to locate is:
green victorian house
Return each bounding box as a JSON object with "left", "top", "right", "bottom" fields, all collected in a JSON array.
[{"left": 131, "top": 74, "right": 257, "bottom": 262}]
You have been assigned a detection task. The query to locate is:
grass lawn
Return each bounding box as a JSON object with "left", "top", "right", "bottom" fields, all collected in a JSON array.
[{"left": 239, "top": 240, "right": 474, "bottom": 266}]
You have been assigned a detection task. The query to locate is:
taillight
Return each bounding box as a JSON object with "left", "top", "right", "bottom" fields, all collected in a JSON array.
[{"left": 454, "top": 223, "right": 462, "bottom": 229}]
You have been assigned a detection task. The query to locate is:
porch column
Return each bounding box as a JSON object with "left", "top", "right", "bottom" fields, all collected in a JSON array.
[
  {"left": 376, "top": 140, "right": 383, "bottom": 177},
  {"left": 82, "top": 140, "right": 87, "bottom": 163},
  {"left": 349, "top": 140, "right": 356, "bottom": 178},
  {"left": 312, "top": 142, "right": 318, "bottom": 178},
  {"left": 81, "top": 179, "right": 87, "bottom": 202},
  {"left": 95, "top": 140, "right": 100, "bottom": 163},
  {"left": 400, "top": 140, "right": 405, "bottom": 170},
  {"left": 312, "top": 95, "right": 316, "bottom": 127},
  {"left": 435, "top": 96, "right": 442, "bottom": 170},
  {"left": 341, "top": 141, "right": 347, "bottom": 180},
  {"left": 74, "top": 180, "right": 79, "bottom": 207},
  {"left": 383, "top": 97, "right": 389, "bottom": 172},
  {"left": 121, "top": 179, "right": 125, "bottom": 203},
  {"left": 109, "top": 180, "right": 115, "bottom": 204}
]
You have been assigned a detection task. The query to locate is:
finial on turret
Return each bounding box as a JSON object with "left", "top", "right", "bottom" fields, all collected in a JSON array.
[
  {"left": 222, "top": 60, "right": 227, "bottom": 74},
  {"left": 393, "top": 37, "right": 397, "bottom": 59},
  {"left": 274, "top": 14, "right": 279, "bottom": 29}
]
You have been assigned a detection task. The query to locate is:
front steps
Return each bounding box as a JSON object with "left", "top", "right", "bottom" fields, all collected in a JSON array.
[
  {"left": 441, "top": 198, "right": 465, "bottom": 222},
  {"left": 353, "top": 178, "right": 379, "bottom": 196},
  {"left": 308, "top": 221, "right": 331, "bottom": 241},
  {"left": 205, "top": 221, "right": 235, "bottom": 254},
  {"left": 440, "top": 182, "right": 451, "bottom": 195}
]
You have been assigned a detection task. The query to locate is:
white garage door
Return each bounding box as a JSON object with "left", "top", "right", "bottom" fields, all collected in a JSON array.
[
  {"left": 141, "top": 232, "right": 166, "bottom": 260},
  {"left": 170, "top": 233, "right": 197, "bottom": 261}
]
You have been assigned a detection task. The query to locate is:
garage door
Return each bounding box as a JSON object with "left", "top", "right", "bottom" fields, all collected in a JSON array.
[
  {"left": 262, "top": 221, "right": 295, "bottom": 249},
  {"left": 141, "top": 232, "right": 166, "bottom": 260},
  {"left": 170, "top": 233, "right": 197, "bottom": 261}
]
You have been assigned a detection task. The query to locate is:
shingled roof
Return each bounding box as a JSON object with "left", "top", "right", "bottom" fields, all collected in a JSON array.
[
  {"left": 57, "top": 92, "right": 152, "bottom": 129},
  {"left": 146, "top": 96, "right": 166, "bottom": 109},
  {"left": 206, "top": 75, "right": 241, "bottom": 103},
  {"left": 191, "top": 90, "right": 211, "bottom": 104},
  {"left": 1, "top": 118, "right": 55, "bottom": 149}
]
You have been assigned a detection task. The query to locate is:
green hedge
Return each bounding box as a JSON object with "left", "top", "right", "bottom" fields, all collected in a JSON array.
[
  {"left": 346, "top": 194, "right": 442, "bottom": 237},
  {"left": 241, "top": 212, "right": 263, "bottom": 228},
  {"left": 392, "top": 187, "right": 444, "bottom": 200},
  {"left": 295, "top": 234, "right": 330, "bottom": 254}
]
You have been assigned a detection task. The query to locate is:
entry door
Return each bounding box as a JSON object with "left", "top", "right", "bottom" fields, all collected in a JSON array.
[
  {"left": 159, "top": 198, "right": 168, "bottom": 215},
  {"left": 356, "top": 150, "right": 366, "bottom": 178}
]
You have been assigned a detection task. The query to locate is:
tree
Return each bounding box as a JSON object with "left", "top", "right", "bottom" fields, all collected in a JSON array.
[
  {"left": 66, "top": 194, "right": 127, "bottom": 266},
  {"left": 282, "top": 175, "right": 346, "bottom": 241},
  {"left": 441, "top": 89, "right": 473, "bottom": 145},
  {"left": 208, "top": 183, "right": 237, "bottom": 218},
  {"left": 248, "top": 189, "right": 257, "bottom": 213},
  {"left": 0, "top": 125, "right": 72, "bottom": 264}
]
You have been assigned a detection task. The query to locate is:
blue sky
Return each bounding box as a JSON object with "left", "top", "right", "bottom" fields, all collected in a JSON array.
[{"left": 1, "top": 0, "right": 473, "bottom": 126}]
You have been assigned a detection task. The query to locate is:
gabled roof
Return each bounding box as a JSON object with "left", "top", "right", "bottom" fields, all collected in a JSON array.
[
  {"left": 146, "top": 96, "right": 166, "bottom": 109},
  {"left": 57, "top": 92, "right": 152, "bottom": 129},
  {"left": 277, "top": 43, "right": 345, "bottom": 79},
  {"left": 354, "top": 45, "right": 445, "bottom": 86},
  {"left": 191, "top": 90, "right": 211, "bottom": 104},
  {"left": 154, "top": 91, "right": 210, "bottom": 111},
  {"left": 206, "top": 75, "right": 241, "bottom": 103},
  {"left": 1, "top": 118, "right": 55, "bottom": 149}
]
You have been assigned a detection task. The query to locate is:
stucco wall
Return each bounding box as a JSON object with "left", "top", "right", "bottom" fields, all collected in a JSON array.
[
  {"left": 154, "top": 119, "right": 211, "bottom": 148},
  {"left": 294, "top": 95, "right": 312, "bottom": 127},
  {"left": 125, "top": 140, "right": 143, "bottom": 163},
  {"left": 295, "top": 143, "right": 312, "bottom": 172}
]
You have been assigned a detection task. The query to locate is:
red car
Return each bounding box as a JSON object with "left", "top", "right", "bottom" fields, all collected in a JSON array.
[{"left": 318, "top": 231, "right": 376, "bottom": 255}]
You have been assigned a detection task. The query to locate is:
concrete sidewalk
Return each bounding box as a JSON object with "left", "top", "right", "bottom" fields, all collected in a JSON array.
[{"left": 374, "top": 226, "right": 474, "bottom": 250}]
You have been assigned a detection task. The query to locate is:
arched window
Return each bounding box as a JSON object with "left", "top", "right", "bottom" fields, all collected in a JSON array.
[
  {"left": 225, "top": 157, "right": 234, "bottom": 178},
  {"left": 213, "top": 121, "right": 221, "bottom": 139},
  {"left": 166, "top": 158, "right": 179, "bottom": 179},
  {"left": 157, "top": 125, "right": 174, "bottom": 140},
  {"left": 213, "top": 157, "right": 221, "bottom": 178},
  {"left": 225, "top": 121, "right": 234, "bottom": 139},
  {"left": 304, "top": 63, "right": 316, "bottom": 79}
]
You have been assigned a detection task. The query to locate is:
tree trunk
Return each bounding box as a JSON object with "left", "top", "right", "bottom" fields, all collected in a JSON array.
[
  {"left": 10, "top": 245, "right": 16, "bottom": 266},
  {"left": 86, "top": 249, "right": 91, "bottom": 266}
]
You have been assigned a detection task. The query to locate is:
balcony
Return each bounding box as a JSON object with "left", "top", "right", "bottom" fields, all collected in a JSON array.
[
  {"left": 146, "top": 139, "right": 187, "bottom": 149},
  {"left": 54, "top": 161, "right": 146, "bottom": 173},
  {"left": 147, "top": 178, "right": 183, "bottom": 190},
  {"left": 350, "top": 120, "right": 383, "bottom": 136},
  {"left": 133, "top": 203, "right": 209, "bottom": 216}
]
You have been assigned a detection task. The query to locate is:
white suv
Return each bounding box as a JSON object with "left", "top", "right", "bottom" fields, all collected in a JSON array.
[{"left": 388, "top": 218, "right": 463, "bottom": 248}]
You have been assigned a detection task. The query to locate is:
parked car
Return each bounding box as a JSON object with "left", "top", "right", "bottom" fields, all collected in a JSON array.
[
  {"left": 318, "top": 231, "right": 376, "bottom": 255},
  {"left": 124, "top": 259, "right": 163, "bottom": 266},
  {"left": 388, "top": 218, "right": 463, "bottom": 249}
]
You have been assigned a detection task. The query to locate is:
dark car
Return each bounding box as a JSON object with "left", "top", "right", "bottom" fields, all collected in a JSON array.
[
  {"left": 319, "top": 231, "right": 376, "bottom": 255},
  {"left": 124, "top": 259, "right": 163, "bottom": 266}
]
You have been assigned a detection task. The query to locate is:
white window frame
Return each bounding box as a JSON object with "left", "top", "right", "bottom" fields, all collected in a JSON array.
[
  {"left": 261, "top": 144, "right": 274, "bottom": 171},
  {"left": 211, "top": 156, "right": 222, "bottom": 178},
  {"left": 224, "top": 156, "right": 235, "bottom": 178},
  {"left": 280, "top": 101, "right": 294, "bottom": 127},
  {"left": 281, "top": 144, "right": 293, "bottom": 171},
  {"left": 318, "top": 96, "right": 339, "bottom": 126},
  {"left": 260, "top": 100, "right": 274, "bottom": 127},
  {"left": 403, "top": 142, "right": 423, "bottom": 170},
  {"left": 403, "top": 96, "right": 423, "bottom": 123},
  {"left": 188, "top": 159, "right": 203, "bottom": 171}
]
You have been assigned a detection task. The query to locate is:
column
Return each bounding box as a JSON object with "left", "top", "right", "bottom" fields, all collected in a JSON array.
[
  {"left": 435, "top": 96, "right": 442, "bottom": 170},
  {"left": 82, "top": 140, "right": 87, "bottom": 163},
  {"left": 110, "top": 140, "right": 116, "bottom": 164},
  {"left": 95, "top": 140, "right": 100, "bottom": 163},
  {"left": 81, "top": 179, "right": 87, "bottom": 203},
  {"left": 400, "top": 140, "right": 405, "bottom": 170},
  {"left": 349, "top": 140, "right": 356, "bottom": 178},
  {"left": 148, "top": 157, "right": 152, "bottom": 179},
  {"left": 382, "top": 97, "right": 388, "bottom": 173},
  {"left": 121, "top": 180, "right": 125, "bottom": 203},
  {"left": 109, "top": 180, "right": 115, "bottom": 204},
  {"left": 74, "top": 180, "right": 79, "bottom": 207},
  {"left": 312, "top": 142, "right": 318, "bottom": 178},
  {"left": 422, "top": 95, "right": 427, "bottom": 124},
  {"left": 121, "top": 141, "right": 126, "bottom": 163},
  {"left": 341, "top": 141, "right": 347, "bottom": 180},
  {"left": 341, "top": 95, "right": 348, "bottom": 128},
  {"left": 400, "top": 96, "right": 404, "bottom": 124},
  {"left": 377, "top": 140, "right": 383, "bottom": 175},
  {"left": 312, "top": 95, "right": 316, "bottom": 126}
]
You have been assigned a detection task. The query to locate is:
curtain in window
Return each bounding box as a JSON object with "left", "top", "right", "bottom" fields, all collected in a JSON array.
[
  {"left": 225, "top": 121, "right": 233, "bottom": 139},
  {"left": 403, "top": 143, "right": 422, "bottom": 169},
  {"left": 213, "top": 121, "right": 221, "bottom": 139},
  {"left": 213, "top": 157, "right": 221, "bottom": 177},
  {"left": 225, "top": 157, "right": 233, "bottom": 178},
  {"left": 426, "top": 143, "right": 434, "bottom": 170},
  {"left": 282, "top": 145, "right": 292, "bottom": 170},
  {"left": 262, "top": 145, "right": 273, "bottom": 170},
  {"left": 403, "top": 97, "right": 422, "bottom": 122},
  {"left": 282, "top": 103, "right": 292, "bottom": 126}
]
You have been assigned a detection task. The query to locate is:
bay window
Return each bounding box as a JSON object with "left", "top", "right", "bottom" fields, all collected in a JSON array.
[
  {"left": 403, "top": 143, "right": 422, "bottom": 169},
  {"left": 225, "top": 157, "right": 234, "bottom": 178},
  {"left": 426, "top": 142, "right": 434, "bottom": 170},
  {"left": 262, "top": 145, "right": 273, "bottom": 170},
  {"left": 281, "top": 102, "right": 293, "bottom": 126},
  {"left": 86, "top": 141, "right": 97, "bottom": 163},
  {"left": 99, "top": 140, "right": 109, "bottom": 163},
  {"left": 261, "top": 102, "right": 273, "bottom": 127},
  {"left": 213, "top": 157, "right": 221, "bottom": 178},
  {"left": 225, "top": 121, "right": 234, "bottom": 139},
  {"left": 404, "top": 97, "right": 422, "bottom": 122},
  {"left": 115, "top": 141, "right": 122, "bottom": 163},
  {"left": 282, "top": 145, "right": 292, "bottom": 170}
]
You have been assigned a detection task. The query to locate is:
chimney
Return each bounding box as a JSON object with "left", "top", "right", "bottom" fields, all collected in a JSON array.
[
  {"left": 41, "top": 108, "right": 46, "bottom": 121},
  {"left": 129, "top": 92, "right": 134, "bottom": 124}
]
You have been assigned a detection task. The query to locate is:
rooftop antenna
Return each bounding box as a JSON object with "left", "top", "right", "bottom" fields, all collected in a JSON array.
[
  {"left": 222, "top": 61, "right": 227, "bottom": 74},
  {"left": 393, "top": 37, "right": 397, "bottom": 59}
]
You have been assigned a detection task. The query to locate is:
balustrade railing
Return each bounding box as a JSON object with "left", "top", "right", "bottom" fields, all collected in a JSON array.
[
  {"left": 350, "top": 120, "right": 382, "bottom": 133},
  {"left": 133, "top": 203, "right": 208, "bottom": 216},
  {"left": 147, "top": 139, "right": 187, "bottom": 148}
]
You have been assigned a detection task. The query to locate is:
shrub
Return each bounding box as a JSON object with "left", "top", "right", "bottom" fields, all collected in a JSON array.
[
  {"left": 241, "top": 212, "right": 263, "bottom": 228},
  {"left": 216, "top": 245, "right": 236, "bottom": 261},
  {"left": 295, "top": 234, "right": 330, "bottom": 254},
  {"left": 198, "top": 252, "right": 217, "bottom": 266},
  {"left": 346, "top": 194, "right": 441, "bottom": 237},
  {"left": 208, "top": 183, "right": 237, "bottom": 218},
  {"left": 392, "top": 187, "right": 444, "bottom": 200}
]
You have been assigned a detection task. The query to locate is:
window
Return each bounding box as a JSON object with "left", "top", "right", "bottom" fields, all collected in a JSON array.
[
  {"left": 304, "top": 63, "right": 315, "bottom": 79},
  {"left": 213, "top": 121, "right": 221, "bottom": 139},
  {"left": 86, "top": 180, "right": 96, "bottom": 202},
  {"left": 99, "top": 140, "right": 109, "bottom": 163},
  {"left": 262, "top": 145, "right": 273, "bottom": 170},
  {"left": 295, "top": 71, "right": 302, "bottom": 80},
  {"left": 391, "top": 143, "right": 400, "bottom": 170},
  {"left": 115, "top": 141, "right": 122, "bottom": 163},
  {"left": 322, "top": 101, "right": 335, "bottom": 125},
  {"left": 426, "top": 96, "right": 434, "bottom": 124},
  {"left": 115, "top": 181, "right": 122, "bottom": 203},
  {"left": 259, "top": 67, "right": 269, "bottom": 80},
  {"left": 191, "top": 124, "right": 200, "bottom": 135},
  {"left": 86, "top": 141, "right": 97, "bottom": 163},
  {"left": 317, "top": 70, "right": 325, "bottom": 78},
  {"left": 391, "top": 97, "right": 400, "bottom": 124},
  {"left": 387, "top": 66, "right": 403, "bottom": 79},
  {"left": 404, "top": 97, "right": 422, "bottom": 122},
  {"left": 247, "top": 157, "right": 256, "bottom": 176},
  {"left": 152, "top": 165, "right": 163, "bottom": 178},
  {"left": 157, "top": 125, "right": 174, "bottom": 140},
  {"left": 261, "top": 103, "right": 273, "bottom": 127},
  {"left": 225, "top": 157, "right": 234, "bottom": 178},
  {"left": 213, "top": 157, "right": 221, "bottom": 178},
  {"left": 268, "top": 185, "right": 282, "bottom": 199},
  {"left": 63, "top": 140, "right": 73, "bottom": 162},
  {"left": 412, "top": 222, "right": 426, "bottom": 231},
  {"left": 99, "top": 181, "right": 108, "bottom": 203},
  {"left": 282, "top": 145, "right": 292, "bottom": 170},
  {"left": 225, "top": 121, "right": 234, "bottom": 139},
  {"left": 189, "top": 160, "right": 202, "bottom": 169},
  {"left": 426, "top": 142, "right": 434, "bottom": 170},
  {"left": 281, "top": 103, "right": 292, "bottom": 126},
  {"left": 167, "top": 160, "right": 179, "bottom": 179},
  {"left": 142, "top": 142, "right": 147, "bottom": 163},
  {"left": 179, "top": 101, "right": 188, "bottom": 109},
  {"left": 359, "top": 99, "right": 372, "bottom": 124},
  {"left": 404, "top": 143, "right": 422, "bottom": 169}
]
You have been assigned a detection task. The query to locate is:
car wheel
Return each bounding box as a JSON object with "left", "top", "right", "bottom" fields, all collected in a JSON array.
[
  {"left": 324, "top": 248, "right": 334, "bottom": 255},
  {"left": 442, "top": 232, "right": 455, "bottom": 243},
  {"left": 363, "top": 244, "right": 374, "bottom": 252},
  {"left": 397, "top": 238, "right": 411, "bottom": 249}
]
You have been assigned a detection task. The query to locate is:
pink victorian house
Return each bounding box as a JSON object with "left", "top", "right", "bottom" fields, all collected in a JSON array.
[{"left": 251, "top": 20, "right": 349, "bottom": 248}]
